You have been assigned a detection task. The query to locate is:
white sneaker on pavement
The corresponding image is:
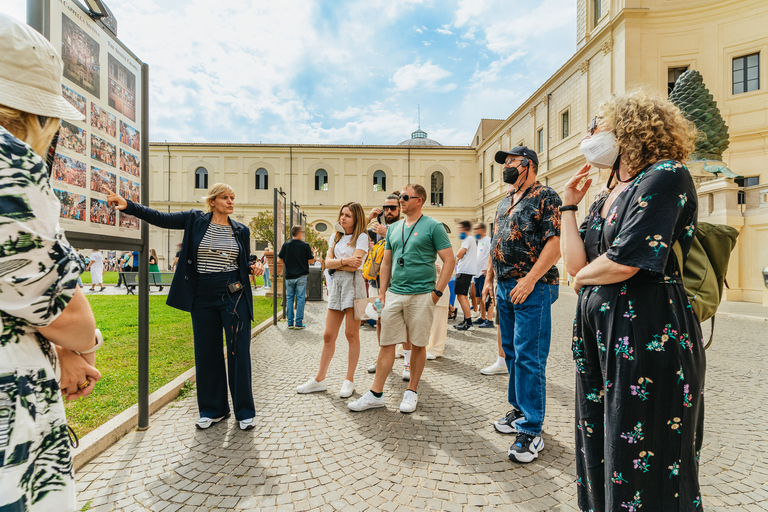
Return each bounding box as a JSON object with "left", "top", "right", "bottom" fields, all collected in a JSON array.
[
  {"left": 195, "top": 414, "right": 228, "bottom": 430},
  {"left": 426, "top": 352, "right": 437, "bottom": 360},
  {"left": 348, "top": 391, "right": 386, "bottom": 411},
  {"left": 399, "top": 390, "right": 418, "bottom": 413},
  {"left": 367, "top": 362, "right": 377, "bottom": 373},
  {"left": 239, "top": 418, "right": 255, "bottom": 431},
  {"left": 402, "top": 362, "right": 411, "bottom": 381},
  {"left": 339, "top": 380, "right": 355, "bottom": 398},
  {"left": 480, "top": 359, "right": 508, "bottom": 375},
  {"left": 296, "top": 378, "right": 327, "bottom": 394}
]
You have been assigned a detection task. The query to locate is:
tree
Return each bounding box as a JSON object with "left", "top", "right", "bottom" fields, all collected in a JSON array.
[
  {"left": 249, "top": 211, "right": 327, "bottom": 256},
  {"left": 305, "top": 226, "right": 329, "bottom": 258}
]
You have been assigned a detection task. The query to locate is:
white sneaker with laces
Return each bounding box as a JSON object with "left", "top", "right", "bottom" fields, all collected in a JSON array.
[
  {"left": 367, "top": 362, "right": 377, "bottom": 373},
  {"left": 426, "top": 352, "right": 437, "bottom": 360},
  {"left": 239, "top": 418, "right": 255, "bottom": 431},
  {"left": 399, "top": 390, "right": 418, "bottom": 413},
  {"left": 348, "top": 391, "right": 386, "bottom": 411},
  {"left": 339, "top": 380, "right": 355, "bottom": 398},
  {"left": 296, "top": 378, "right": 327, "bottom": 394},
  {"left": 480, "top": 360, "right": 508, "bottom": 375},
  {"left": 195, "top": 414, "right": 228, "bottom": 430},
  {"left": 402, "top": 363, "right": 411, "bottom": 381}
]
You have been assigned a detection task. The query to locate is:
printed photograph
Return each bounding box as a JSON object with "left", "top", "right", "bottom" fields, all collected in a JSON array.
[
  {"left": 108, "top": 53, "right": 137, "bottom": 121},
  {"left": 58, "top": 121, "right": 86, "bottom": 155},
  {"left": 119, "top": 212, "right": 140, "bottom": 230},
  {"left": 91, "top": 166, "right": 116, "bottom": 195},
  {"left": 91, "top": 133, "right": 117, "bottom": 167},
  {"left": 91, "top": 102, "right": 117, "bottom": 138},
  {"left": 61, "top": 13, "right": 100, "bottom": 97},
  {"left": 119, "top": 121, "right": 140, "bottom": 151},
  {"left": 61, "top": 84, "right": 86, "bottom": 117},
  {"left": 120, "top": 148, "right": 140, "bottom": 178},
  {"left": 119, "top": 176, "right": 140, "bottom": 203},
  {"left": 51, "top": 153, "right": 86, "bottom": 188},
  {"left": 54, "top": 189, "right": 86, "bottom": 221},
  {"left": 90, "top": 197, "right": 116, "bottom": 226}
]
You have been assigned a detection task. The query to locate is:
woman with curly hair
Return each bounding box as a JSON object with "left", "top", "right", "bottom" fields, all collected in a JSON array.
[{"left": 561, "top": 88, "right": 704, "bottom": 511}]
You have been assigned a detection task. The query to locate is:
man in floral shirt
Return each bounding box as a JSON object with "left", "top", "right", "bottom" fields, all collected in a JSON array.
[{"left": 481, "top": 146, "right": 562, "bottom": 463}]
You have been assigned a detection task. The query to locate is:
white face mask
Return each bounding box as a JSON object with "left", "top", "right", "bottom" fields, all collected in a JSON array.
[
  {"left": 579, "top": 130, "right": 619, "bottom": 169},
  {"left": 334, "top": 221, "right": 345, "bottom": 233}
]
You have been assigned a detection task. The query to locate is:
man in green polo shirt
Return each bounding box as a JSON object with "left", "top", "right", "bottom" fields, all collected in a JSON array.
[{"left": 348, "top": 184, "right": 455, "bottom": 414}]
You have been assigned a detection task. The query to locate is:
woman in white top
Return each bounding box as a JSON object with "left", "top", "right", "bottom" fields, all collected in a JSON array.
[
  {"left": 86, "top": 249, "right": 106, "bottom": 291},
  {"left": 297, "top": 202, "right": 369, "bottom": 398}
]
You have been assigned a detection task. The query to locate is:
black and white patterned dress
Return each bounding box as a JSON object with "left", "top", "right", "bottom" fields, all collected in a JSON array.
[{"left": 0, "top": 127, "right": 85, "bottom": 511}]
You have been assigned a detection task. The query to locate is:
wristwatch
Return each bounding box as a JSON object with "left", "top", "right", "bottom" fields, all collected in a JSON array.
[
  {"left": 433, "top": 289, "right": 443, "bottom": 297},
  {"left": 559, "top": 205, "right": 578, "bottom": 212}
]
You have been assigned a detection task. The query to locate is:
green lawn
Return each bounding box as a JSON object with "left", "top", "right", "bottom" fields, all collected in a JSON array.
[
  {"left": 81, "top": 271, "right": 266, "bottom": 287},
  {"left": 65, "top": 295, "right": 279, "bottom": 436}
]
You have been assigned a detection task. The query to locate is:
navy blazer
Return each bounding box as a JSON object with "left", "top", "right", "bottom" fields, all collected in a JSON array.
[{"left": 124, "top": 201, "right": 254, "bottom": 320}]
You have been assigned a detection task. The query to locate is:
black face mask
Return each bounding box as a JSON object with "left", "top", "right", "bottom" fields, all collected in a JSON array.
[{"left": 502, "top": 166, "right": 520, "bottom": 185}]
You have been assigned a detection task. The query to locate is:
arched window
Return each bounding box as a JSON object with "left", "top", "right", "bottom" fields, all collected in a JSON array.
[
  {"left": 255, "top": 168, "right": 268, "bottom": 190},
  {"left": 430, "top": 171, "right": 444, "bottom": 206},
  {"left": 315, "top": 222, "right": 328, "bottom": 233},
  {"left": 195, "top": 167, "right": 208, "bottom": 189},
  {"left": 373, "top": 170, "right": 386, "bottom": 192},
  {"left": 315, "top": 169, "right": 328, "bottom": 191}
]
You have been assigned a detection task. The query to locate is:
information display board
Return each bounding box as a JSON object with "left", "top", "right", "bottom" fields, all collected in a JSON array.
[{"left": 45, "top": 0, "right": 143, "bottom": 241}]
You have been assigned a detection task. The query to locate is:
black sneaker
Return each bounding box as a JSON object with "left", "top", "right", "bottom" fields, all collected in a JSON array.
[
  {"left": 455, "top": 319, "right": 474, "bottom": 331},
  {"left": 508, "top": 432, "right": 544, "bottom": 463},
  {"left": 472, "top": 317, "right": 485, "bottom": 325},
  {"left": 493, "top": 408, "right": 524, "bottom": 434},
  {"left": 478, "top": 320, "right": 495, "bottom": 329}
]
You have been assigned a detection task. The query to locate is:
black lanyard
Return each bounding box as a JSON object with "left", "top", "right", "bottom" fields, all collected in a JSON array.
[{"left": 400, "top": 215, "right": 424, "bottom": 256}]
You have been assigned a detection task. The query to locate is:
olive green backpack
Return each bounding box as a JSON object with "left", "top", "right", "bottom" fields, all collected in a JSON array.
[{"left": 672, "top": 222, "right": 739, "bottom": 348}]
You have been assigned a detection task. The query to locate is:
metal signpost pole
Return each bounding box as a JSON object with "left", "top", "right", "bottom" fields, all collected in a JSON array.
[
  {"left": 273, "top": 188, "right": 278, "bottom": 326},
  {"left": 137, "top": 63, "right": 150, "bottom": 430}
]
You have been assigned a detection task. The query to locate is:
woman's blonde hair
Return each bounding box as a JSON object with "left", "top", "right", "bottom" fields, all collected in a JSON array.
[
  {"left": 0, "top": 104, "right": 60, "bottom": 157},
  {"left": 332, "top": 202, "right": 368, "bottom": 248},
  {"left": 598, "top": 87, "right": 696, "bottom": 179},
  {"left": 203, "top": 183, "right": 235, "bottom": 213},
  {"left": 149, "top": 248, "right": 158, "bottom": 259}
]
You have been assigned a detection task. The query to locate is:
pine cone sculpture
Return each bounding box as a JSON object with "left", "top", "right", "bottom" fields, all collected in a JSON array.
[{"left": 669, "top": 69, "right": 729, "bottom": 160}]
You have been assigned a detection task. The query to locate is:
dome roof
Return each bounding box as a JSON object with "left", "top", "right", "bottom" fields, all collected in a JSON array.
[{"left": 397, "top": 128, "right": 442, "bottom": 147}]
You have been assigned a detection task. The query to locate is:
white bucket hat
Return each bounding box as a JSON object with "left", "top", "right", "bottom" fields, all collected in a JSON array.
[{"left": 0, "top": 13, "right": 85, "bottom": 121}]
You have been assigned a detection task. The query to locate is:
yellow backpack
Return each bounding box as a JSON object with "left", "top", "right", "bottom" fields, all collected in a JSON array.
[{"left": 363, "top": 239, "right": 386, "bottom": 280}]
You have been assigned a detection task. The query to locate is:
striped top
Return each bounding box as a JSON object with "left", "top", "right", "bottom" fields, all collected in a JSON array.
[{"left": 197, "top": 222, "right": 240, "bottom": 274}]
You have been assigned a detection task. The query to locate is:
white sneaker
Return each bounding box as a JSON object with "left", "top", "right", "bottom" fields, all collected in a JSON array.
[
  {"left": 426, "top": 352, "right": 437, "bottom": 360},
  {"left": 395, "top": 351, "right": 404, "bottom": 359},
  {"left": 367, "top": 362, "right": 377, "bottom": 373},
  {"left": 348, "top": 391, "right": 386, "bottom": 411},
  {"left": 402, "top": 362, "right": 411, "bottom": 381},
  {"left": 481, "top": 360, "right": 508, "bottom": 375},
  {"left": 195, "top": 414, "right": 228, "bottom": 430},
  {"left": 399, "top": 390, "right": 418, "bottom": 413},
  {"left": 296, "top": 378, "right": 327, "bottom": 394},
  {"left": 239, "top": 418, "right": 255, "bottom": 431},
  {"left": 339, "top": 380, "right": 355, "bottom": 398}
]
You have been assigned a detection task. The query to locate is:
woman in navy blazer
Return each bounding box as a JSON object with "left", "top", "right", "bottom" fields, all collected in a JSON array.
[{"left": 108, "top": 183, "right": 264, "bottom": 431}]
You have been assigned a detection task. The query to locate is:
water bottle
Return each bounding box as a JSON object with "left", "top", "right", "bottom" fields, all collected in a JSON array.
[{"left": 374, "top": 298, "right": 382, "bottom": 314}]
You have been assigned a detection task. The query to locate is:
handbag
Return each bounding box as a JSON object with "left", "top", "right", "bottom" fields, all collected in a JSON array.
[{"left": 352, "top": 270, "right": 376, "bottom": 321}]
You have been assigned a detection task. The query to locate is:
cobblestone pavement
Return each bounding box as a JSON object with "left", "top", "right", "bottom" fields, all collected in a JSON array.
[{"left": 76, "top": 289, "right": 768, "bottom": 511}]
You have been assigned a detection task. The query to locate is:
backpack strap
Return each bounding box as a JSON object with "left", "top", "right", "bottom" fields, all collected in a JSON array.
[{"left": 704, "top": 317, "right": 714, "bottom": 350}]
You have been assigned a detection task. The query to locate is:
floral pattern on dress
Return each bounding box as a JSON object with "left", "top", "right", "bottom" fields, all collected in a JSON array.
[{"left": 0, "top": 127, "right": 83, "bottom": 511}]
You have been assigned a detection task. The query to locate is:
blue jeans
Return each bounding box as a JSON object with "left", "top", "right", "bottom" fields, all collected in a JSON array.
[
  {"left": 496, "top": 278, "right": 559, "bottom": 436},
  {"left": 285, "top": 275, "right": 307, "bottom": 325},
  {"left": 263, "top": 264, "right": 271, "bottom": 288}
]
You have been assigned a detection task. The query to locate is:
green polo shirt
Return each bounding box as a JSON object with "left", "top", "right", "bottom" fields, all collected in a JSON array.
[{"left": 385, "top": 215, "right": 452, "bottom": 295}]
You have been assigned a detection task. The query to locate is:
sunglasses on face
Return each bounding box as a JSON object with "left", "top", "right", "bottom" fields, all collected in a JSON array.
[
  {"left": 400, "top": 194, "right": 419, "bottom": 203},
  {"left": 383, "top": 205, "right": 398, "bottom": 211},
  {"left": 588, "top": 116, "right": 602, "bottom": 136}
]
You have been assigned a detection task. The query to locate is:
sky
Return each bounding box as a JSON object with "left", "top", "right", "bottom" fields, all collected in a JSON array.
[{"left": 3, "top": 0, "right": 576, "bottom": 146}]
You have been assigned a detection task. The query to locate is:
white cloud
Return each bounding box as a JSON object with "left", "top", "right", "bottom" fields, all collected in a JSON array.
[
  {"left": 436, "top": 25, "right": 454, "bottom": 35},
  {"left": 391, "top": 60, "right": 456, "bottom": 92}
]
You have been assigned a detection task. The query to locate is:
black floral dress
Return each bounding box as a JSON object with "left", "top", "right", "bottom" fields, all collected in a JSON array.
[{"left": 573, "top": 160, "right": 705, "bottom": 511}]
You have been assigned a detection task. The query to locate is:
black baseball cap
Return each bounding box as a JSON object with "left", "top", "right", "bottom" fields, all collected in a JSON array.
[{"left": 495, "top": 146, "right": 539, "bottom": 167}]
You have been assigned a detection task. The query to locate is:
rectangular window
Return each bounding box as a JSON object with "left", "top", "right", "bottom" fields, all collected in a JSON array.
[
  {"left": 490, "top": 164, "right": 494, "bottom": 182},
  {"left": 562, "top": 110, "right": 570, "bottom": 139},
  {"left": 668, "top": 66, "right": 688, "bottom": 95},
  {"left": 594, "top": 0, "right": 601, "bottom": 27},
  {"left": 538, "top": 128, "right": 544, "bottom": 153},
  {"left": 733, "top": 53, "right": 760, "bottom": 95},
  {"left": 735, "top": 176, "right": 760, "bottom": 187},
  {"left": 479, "top": 172, "right": 483, "bottom": 188}
]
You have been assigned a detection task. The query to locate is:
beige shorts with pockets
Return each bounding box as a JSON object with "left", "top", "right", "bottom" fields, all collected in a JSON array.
[{"left": 380, "top": 290, "right": 435, "bottom": 347}]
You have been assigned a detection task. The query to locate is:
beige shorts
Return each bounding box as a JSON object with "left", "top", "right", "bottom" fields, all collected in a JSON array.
[{"left": 380, "top": 291, "right": 435, "bottom": 347}]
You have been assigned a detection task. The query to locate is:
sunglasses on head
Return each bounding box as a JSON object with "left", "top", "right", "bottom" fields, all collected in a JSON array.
[
  {"left": 383, "top": 205, "right": 398, "bottom": 211},
  {"left": 588, "top": 115, "right": 602, "bottom": 136}
]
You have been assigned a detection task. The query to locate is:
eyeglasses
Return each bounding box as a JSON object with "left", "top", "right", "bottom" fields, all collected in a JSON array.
[
  {"left": 588, "top": 116, "right": 602, "bottom": 136},
  {"left": 400, "top": 194, "right": 419, "bottom": 202},
  {"left": 383, "top": 205, "right": 398, "bottom": 211}
]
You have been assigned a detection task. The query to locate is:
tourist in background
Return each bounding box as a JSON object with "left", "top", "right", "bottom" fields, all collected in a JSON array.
[
  {"left": 262, "top": 250, "right": 272, "bottom": 289},
  {"left": 473, "top": 223, "right": 494, "bottom": 329},
  {"left": 279, "top": 225, "right": 317, "bottom": 329},
  {"left": 86, "top": 248, "right": 106, "bottom": 292},
  {"left": 422, "top": 262, "right": 452, "bottom": 359},
  {"left": 453, "top": 220, "right": 477, "bottom": 331},
  {"left": 0, "top": 14, "right": 102, "bottom": 510},
  {"left": 107, "top": 183, "right": 264, "bottom": 431},
  {"left": 562, "top": 89, "right": 704, "bottom": 511}
]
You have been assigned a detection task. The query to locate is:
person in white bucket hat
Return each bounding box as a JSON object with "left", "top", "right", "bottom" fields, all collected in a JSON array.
[{"left": 0, "top": 13, "right": 103, "bottom": 512}]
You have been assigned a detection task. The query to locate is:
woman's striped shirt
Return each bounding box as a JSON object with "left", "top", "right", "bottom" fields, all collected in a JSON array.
[{"left": 197, "top": 222, "right": 240, "bottom": 273}]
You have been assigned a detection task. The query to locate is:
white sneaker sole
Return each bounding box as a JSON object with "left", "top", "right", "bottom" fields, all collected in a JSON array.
[
  {"left": 195, "top": 414, "right": 228, "bottom": 430},
  {"left": 348, "top": 401, "right": 385, "bottom": 412},
  {"left": 400, "top": 401, "right": 418, "bottom": 413},
  {"left": 297, "top": 383, "right": 327, "bottom": 394},
  {"left": 508, "top": 439, "right": 544, "bottom": 463},
  {"left": 339, "top": 387, "right": 355, "bottom": 398},
  {"left": 481, "top": 366, "right": 508, "bottom": 375},
  {"left": 402, "top": 372, "right": 411, "bottom": 381},
  {"left": 494, "top": 421, "right": 518, "bottom": 434}
]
